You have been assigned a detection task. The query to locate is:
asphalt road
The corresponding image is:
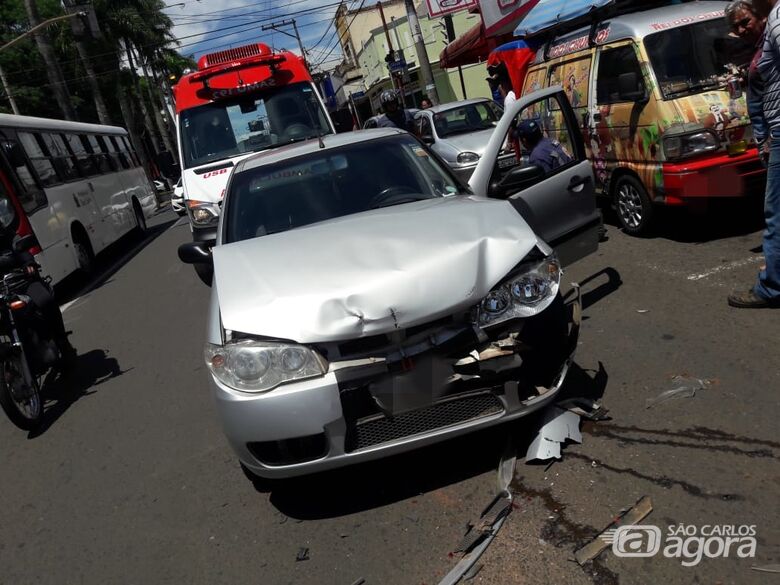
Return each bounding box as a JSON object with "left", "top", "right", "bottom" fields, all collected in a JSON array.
[{"left": 0, "top": 201, "right": 778, "bottom": 585}]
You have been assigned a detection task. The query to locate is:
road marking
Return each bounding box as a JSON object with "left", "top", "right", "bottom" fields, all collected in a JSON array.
[
  {"left": 687, "top": 256, "right": 764, "bottom": 281},
  {"left": 60, "top": 219, "right": 181, "bottom": 313}
]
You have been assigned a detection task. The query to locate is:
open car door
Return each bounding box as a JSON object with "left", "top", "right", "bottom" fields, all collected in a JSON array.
[{"left": 469, "top": 86, "right": 600, "bottom": 266}]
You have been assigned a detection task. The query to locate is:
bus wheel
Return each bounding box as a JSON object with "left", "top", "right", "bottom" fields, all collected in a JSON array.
[
  {"left": 614, "top": 175, "right": 654, "bottom": 236},
  {"left": 73, "top": 231, "right": 94, "bottom": 275},
  {"left": 133, "top": 200, "right": 147, "bottom": 235}
]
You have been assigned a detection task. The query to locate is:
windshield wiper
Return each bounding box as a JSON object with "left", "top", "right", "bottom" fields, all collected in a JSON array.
[{"left": 664, "top": 80, "right": 722, "bottom": 98}]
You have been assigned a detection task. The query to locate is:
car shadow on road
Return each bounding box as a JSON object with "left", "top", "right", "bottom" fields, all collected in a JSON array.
[
  {"left": 601, "top": 195, "right": 765, "bottom": 244},
  {"left": 262, "top": 361, "right": 611, "bottom": 520},
  {"left": 55, "top": 216, "right": 178, "bottom": 306},
  {"left": 27, "top": 349, "right": 131, "bottom": 439}
]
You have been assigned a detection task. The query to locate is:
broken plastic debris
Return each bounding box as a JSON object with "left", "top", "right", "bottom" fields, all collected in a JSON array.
[
  {"left": 525, "top": 407, "right": 582, "bottom": 463},
  {"left": 645, "top": 376, "right": 711, "bottom": 409},
  {"left": 556, "top": 397, "right": 610, "bottom": 421},
  {"left": 295, "top": 547, "right": 310, "bottom": 562},
  {"left": 574, "top": 496, "right": 653, "bottom": 565},
  {"left": 751, "top": 565, "right": 780, "bottom": 573},
  {"left": 636, "top": 309, "right": 650, "bottom": 313}
]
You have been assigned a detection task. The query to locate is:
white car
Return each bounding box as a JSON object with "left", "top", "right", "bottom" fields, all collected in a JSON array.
[
  {"left": 171, "top": 178, "right": 186, "bottom": 216},
  {"left": 179, "top": 87, "right": 601, "bottom": 481}
]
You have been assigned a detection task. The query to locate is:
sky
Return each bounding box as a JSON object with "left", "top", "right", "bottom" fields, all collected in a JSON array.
[{"left": 163, "top": 0, "right": 357, "bottom": 72}]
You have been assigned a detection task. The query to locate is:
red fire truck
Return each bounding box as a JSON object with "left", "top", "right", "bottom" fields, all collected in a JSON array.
[{"left": 173, "top": 42, "right": 335, "bottom": 243}]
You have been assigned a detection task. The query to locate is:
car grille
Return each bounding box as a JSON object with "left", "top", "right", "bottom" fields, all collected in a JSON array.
[{"left": 348, "top": 392, "right": 504, "bottom": 452}]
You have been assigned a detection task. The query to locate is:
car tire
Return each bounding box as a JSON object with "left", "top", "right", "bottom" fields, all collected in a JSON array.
[
  {"left": 72, "top": 231, "right": 95, "bottom": 275},
  {"left": 133, "top": 200, "right": 147, "bottom": 235},
  {"left": 614, "top": 175, "right": 654, "bottom": 236}
]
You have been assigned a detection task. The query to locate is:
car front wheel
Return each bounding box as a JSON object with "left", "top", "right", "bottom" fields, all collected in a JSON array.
[{"left": 614, "top": 175, "right": 654, "bottom": 236}]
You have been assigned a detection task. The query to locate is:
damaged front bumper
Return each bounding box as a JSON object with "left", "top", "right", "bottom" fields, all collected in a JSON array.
[{"left": 214, "top": 288, "right": 582, "bottom": 479}]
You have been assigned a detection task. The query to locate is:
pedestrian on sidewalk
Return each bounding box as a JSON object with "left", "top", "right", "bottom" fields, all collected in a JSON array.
[{"left": 729, "top": 0, "right": 780, "bottom": 307}]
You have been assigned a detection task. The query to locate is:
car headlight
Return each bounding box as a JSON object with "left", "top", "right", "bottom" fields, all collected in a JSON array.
[
  {"left": 187, "top": 200, "right": 220, "bottom": 226},
  {"left": 475, "top": 255, "right": 561, "bottom": 327},
  {"left": 457, "top": 151, "right": 480, "bottom": 164},
  {"left": 204, "top": 340, "right": 328, "bottom": 393},
  {"left": 663, "top": 130, "right": 719, "bottom": 160}
]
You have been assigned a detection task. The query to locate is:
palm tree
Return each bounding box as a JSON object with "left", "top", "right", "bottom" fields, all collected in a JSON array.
[{"left": 22, "top": 0, "right": 76, "bottom": 120}]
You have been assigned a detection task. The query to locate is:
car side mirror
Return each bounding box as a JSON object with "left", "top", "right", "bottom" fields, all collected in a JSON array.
[
  {"left": 13, "top": 234, "right": 38, "bottom": 253},
  {"left": 178, "top": 241, "right": 213, "bottom": 265},
  {"left": 421, "top": 134, "right": 434, "bottom": 145},
  {"left": 490, "top": 164, "right": 546, "bottom": 199},
  {"left": 618, "top": 72, "right": 647, "bottom": 102}
]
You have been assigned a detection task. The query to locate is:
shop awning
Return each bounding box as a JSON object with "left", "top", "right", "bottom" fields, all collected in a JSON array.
[
  {"left": 439, "top": 22, "right": 512, "bottom": 69},
  {"left": 514, "top": 0, "right": 612, "bottom": 37}
]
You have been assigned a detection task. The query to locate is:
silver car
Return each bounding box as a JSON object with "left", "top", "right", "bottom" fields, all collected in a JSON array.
[
  {"left": 179, "top": 87, "right": 601, "bottom": 481},
  {"left": 414, "top": 98, "right": 517, "bottom": 182}
]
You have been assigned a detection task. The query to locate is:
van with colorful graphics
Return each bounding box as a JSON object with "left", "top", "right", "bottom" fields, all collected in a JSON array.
[{"left": 517, "top": 1, "right": 763, "bottom": 234}]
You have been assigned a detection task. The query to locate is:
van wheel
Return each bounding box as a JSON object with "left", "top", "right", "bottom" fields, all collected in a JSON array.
[
  {"left": 614, "top": 175, "right": 654, "bottom": 236},
  {"left": 133, "top": 200, "right": 147, "bottom": 235},
  {"left": 73, "top": 231, "right": 94, "bottom": 274}
]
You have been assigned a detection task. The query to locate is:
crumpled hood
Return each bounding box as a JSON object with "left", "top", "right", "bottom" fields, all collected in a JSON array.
[{"left": 213, "top": 196, "right": 540, "bottom": 343}]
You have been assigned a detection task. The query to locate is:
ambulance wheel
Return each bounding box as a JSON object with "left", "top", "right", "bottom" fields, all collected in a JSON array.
[{"left": 614, "top": 175, "right": 654, "bottom": 236}]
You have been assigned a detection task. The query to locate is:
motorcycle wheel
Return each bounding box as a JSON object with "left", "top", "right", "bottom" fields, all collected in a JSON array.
[{"left": 0, "top": 345, "right": 43, "bottom": 431}]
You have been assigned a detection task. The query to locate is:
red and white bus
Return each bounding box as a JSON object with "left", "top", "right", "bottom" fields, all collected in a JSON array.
[
  {"left": 173, "top": 42, "right": 335, "bottom": 243},
  {"left": 0, "top": 114, "right": 156, "bottom": 285}
]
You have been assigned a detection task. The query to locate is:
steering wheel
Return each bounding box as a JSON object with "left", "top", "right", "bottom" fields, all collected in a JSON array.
[
  {"left": 369, "top": 186, "right": 420, "bottom": 209},
  {"left": 284, "top": 123, "right": 313, "bottom": 140}
]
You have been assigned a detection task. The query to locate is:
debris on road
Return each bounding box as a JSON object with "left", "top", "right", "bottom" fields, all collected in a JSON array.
[
  {"left": 525, "top": 407, "right": 582, "bottom": 463},
  {"left": 437, "top": 440, "right": 516, "bottom": 585},
  {"left": 636, "top": 309, "right": 650, "bottom": 314},
  {"left": 574, "top": 496, "right": 653, "bottom": 565},
  {"left": 556, "top": 397, "right": 610, "bottom": 421},
  {"left": 296, "top": 547, "right": 310, "bottom": 562},
  {"left": 645, "top": 375, "right": 712, "bottom": 409},
  {"left": 350, "top": 579, "right": 366, "bottom": 585},
  {"left": 751, "top": 565, "right": 780, "bottom": 573}
]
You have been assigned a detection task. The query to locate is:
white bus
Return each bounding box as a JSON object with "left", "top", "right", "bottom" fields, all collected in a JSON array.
[{"left": 0, "top": 113, "right": 157, "bottom": 285}]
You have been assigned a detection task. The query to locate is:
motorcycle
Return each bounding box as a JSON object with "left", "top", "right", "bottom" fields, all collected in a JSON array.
[{"left": 0, "top": 234, "right": 61, "bottom": 430}]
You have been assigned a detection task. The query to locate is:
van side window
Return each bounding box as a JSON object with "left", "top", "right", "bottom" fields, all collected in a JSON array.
[
  {"left": 597, "top": 45, "right": 645, "bottom": 104},
  {"left": 86, "top": 134, "right": 111, "bottom": 174},
  {"left": 64, "top": 133, "right": 98, "bottom": 177},
  {"left": 549, "top": 58, "right": 591, "bottom": 110},
  {"left": 110, "top": 136, "right": 131, "bottom": 169}
]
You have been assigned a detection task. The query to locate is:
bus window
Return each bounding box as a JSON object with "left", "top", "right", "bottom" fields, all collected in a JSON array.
[
  {"left": 41, "top": 133, "right": 79, "bottom": 181},
  {"left": 110, "top": 136, "right": 130, "bottom": 169},
  {"left": 0, "top": 134, "right": 47, "bottom": 213},
  {"left": 120, "top": 136, "right": 139, "bottom": 167},
  {"left": 18, "top": 132, "right": 60, "bottom": 187},
  {"left": 100, "top": 135, "right": 122, "bottom": 170},
  {"left": 86, "top": 134, "right": 111, "bottom": 174},
  {"left": 64, "top": 133, "right": 98, "bottom": 177}
]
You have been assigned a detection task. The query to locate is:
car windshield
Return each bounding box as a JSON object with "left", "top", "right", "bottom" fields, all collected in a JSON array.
[
  {"left": 433, "top": 102, "right": 501, "bottom": 137},
  {"left": 224, "top": 135, "right": 468, "bottom": 243},
  {"left": 644, "top": 19, "right": 753, "bottom": 100},
  {"left": 179, "top": 82, "right": 331, "bottom": 169}
]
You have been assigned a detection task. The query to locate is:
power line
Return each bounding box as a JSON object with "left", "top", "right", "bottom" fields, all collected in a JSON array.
[
  {"left": 312, "top": 0, "right": 369, "bottom": 68},
  {"left": 0, "top": 1, "right": 344, "bottom": 83}
]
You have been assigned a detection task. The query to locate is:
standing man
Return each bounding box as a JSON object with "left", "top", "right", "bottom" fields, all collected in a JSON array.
[
  {"left": 375, "top": 89, "right": 416, "bottom": 131},
  {"left": 729, "top": 0, "right": 780, "bottom": 307}
]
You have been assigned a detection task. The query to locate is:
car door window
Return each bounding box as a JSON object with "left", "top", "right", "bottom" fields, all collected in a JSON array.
[
  {"left": 550, "top": 57, "right": 591, "bottom": 111},
  {"left": 490, "top": 93, "right": 578, "bottom": 194}
]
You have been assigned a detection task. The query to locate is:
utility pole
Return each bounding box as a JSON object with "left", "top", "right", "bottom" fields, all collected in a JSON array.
[
  {"left": 0, "top": 64, "right": 20, "bottom": 114},
  {"left": 378, "top": 2, "right": 398, "bottom": 94},
  {"left": 443, "top": 14, "right": 466, "bottom": 99},
  {"left": 261, "top": 19, "right": 308, "bottom": 69},
  {"left": 404, "top": 0, "right": 440, "bottom": 105}
]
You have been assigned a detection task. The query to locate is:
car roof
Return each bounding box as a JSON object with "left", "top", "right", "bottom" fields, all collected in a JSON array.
[
  {"left": 234, "top": 128, "right": 406, "bottom": 173},
  {"left": 425, "top": 98, "right": 492, "bottom": 115}
]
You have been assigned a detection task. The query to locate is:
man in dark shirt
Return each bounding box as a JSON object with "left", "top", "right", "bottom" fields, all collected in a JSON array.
[
  {"left": 516, "top": 119, "right": 571, "bottom": 173},
  {"left": 375, "top": 89, "right": 415, "bottom": 132}
]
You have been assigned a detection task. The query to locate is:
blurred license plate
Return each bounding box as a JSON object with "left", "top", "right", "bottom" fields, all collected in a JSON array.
[{"left": 498, "top": 156, "right": 517, "bottom": 168}]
